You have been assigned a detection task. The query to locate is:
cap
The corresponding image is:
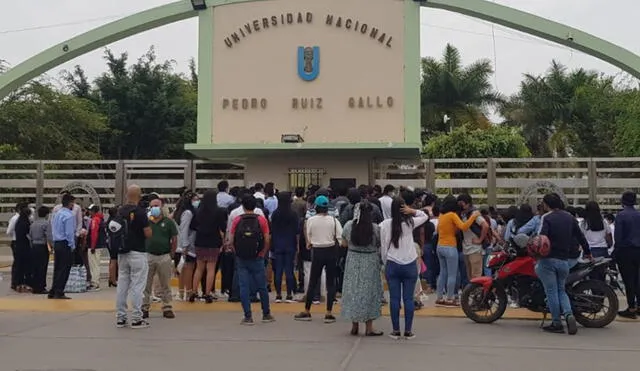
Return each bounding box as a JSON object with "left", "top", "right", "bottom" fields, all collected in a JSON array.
[{"left": 314, "top": 195, "right": 329, "bottom": 207}]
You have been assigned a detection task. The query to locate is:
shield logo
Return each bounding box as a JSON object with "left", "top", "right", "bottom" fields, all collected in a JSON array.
[{"left": 297, "top": 46, "right": 320, "bottom": 81}]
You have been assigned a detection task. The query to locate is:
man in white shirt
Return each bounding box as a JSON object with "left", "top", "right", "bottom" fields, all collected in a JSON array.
[
  {"left": 253, "top": 183, "right": 265, "bottom": 200},
  {"left": 6, "top": 202, "right": 26, "bottom": 291},
  {"left": 379, "top": 185, "right": 395, "bottom": 220}
]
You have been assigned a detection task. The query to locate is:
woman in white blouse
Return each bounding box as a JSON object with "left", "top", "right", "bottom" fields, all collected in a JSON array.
[{"left": 380, "top": 197, "right": 429, "bottom": 340}]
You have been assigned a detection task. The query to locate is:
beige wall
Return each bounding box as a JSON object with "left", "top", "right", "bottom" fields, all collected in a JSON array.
[
  {"left": 212, "top": 0, "right": 406, "bottom": 145},
  {"left": 246, "top": 155, "right": 371, "bottom": 190}
]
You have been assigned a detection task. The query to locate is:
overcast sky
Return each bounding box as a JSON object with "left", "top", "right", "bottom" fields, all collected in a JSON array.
[{"left": 1, "top": 0, "right": 637, "bottom": 96}]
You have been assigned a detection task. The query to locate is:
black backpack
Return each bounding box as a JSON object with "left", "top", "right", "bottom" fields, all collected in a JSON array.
[
  {"left": 108, "top": 206, "right": 134, "bottom": 254},
  {"left": 234, "top": 214, "right": 264, "bottom": 259}
]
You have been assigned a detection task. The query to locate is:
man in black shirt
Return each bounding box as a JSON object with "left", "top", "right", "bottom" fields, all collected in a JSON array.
[
  {"left": 613, "top": 191, "right": 640, "bottom": 319},
  {"left": 537, "top": 193, "right": 589, "bottom": 335},
  {"left": 115, "top": 185, "right": 152, "bottom": 329}
]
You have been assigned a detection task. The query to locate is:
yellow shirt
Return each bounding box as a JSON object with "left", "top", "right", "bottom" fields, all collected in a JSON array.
[{"left": 437, "top": 212, "right": 478, "bottom": 247}]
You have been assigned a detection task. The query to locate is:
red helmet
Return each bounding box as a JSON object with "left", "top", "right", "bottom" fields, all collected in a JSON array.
[{"left": 527, "top": 235, "right": 551, "bottom": 258}]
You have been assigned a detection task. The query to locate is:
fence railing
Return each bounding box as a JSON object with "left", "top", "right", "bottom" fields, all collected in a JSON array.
[{"left": 2, "top": 157, "right": 639, "bottom": 246}]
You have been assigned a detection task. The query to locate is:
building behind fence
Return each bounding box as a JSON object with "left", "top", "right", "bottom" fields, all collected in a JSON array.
[{"left": 1, "top": 157, "right": 639, "bottom": 247}]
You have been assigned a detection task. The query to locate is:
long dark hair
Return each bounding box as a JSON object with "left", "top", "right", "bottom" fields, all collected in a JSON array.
[
  {"left": 193, "top": 190, "right": 218, "bottom": 228},
  {"left": 583, "top": 201, "right": 604, "bottom": 231},
  {"left": 271, "top": 192, "right": 296, "bottom": 230},
  {"left": 351, "top": 201, "right": 373, "bottom": 246},
  {"left": 514, "top": 204, "right": 534, "bottom": 229},
  {"left": 17, "top": 206, "right": 31, "bottom": 225},
  {"left": 174, "top": 190, "right": 196, "bottom": 225},
  {"left": 440, "top": 196, "right": 459, "bottom": 214},
  {"left": 390, "top": 197, "right": 412, "bottom": 249}
]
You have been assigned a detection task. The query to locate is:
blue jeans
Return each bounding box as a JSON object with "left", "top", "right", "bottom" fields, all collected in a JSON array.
[
  {"left": 422, "top": 243, "right": 439, "bottom": 289},
  {"left": 436, "top": 246, "right": 458, "bottom": 300},
  {"left": 116, "top": 251, "right": 149, "bottom": 323},
  {"left": 236, "top": 257, "right": 271, "bottom": 319},
  {"left": 483, "top": 247, "right": 492, "bottom": 276},
  {"left": 385, "top": 260, "right": 418, "bottom": 333},
  {"left": 273, "top": 250, "right": 296, "bottom": 297},
  {"left": 535, "top": 258, "right": 572, "bottom": 324}
]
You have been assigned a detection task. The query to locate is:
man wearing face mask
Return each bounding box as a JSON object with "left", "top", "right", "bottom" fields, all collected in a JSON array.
[{"left": 142, "top": 198, "right": 178, "bottom": 319}]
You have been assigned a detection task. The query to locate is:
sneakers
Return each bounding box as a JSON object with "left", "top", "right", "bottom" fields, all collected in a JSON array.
[
  {"left": 116, "top": 320, "right": 127, "bottom": 328},
  {"left": 204, "top": 294, "right": 215, "bottom": 304},
  {"left": 294, "top": 312, "right": 312, "bottom": 321},
  {"left": 285, "top": 295, "right": 296, "bottom": 303},
  {"left": 565, "top": 315, "right": 578, "bottom": 335},
  {"left": 312, "top": 300, "right": 321, "bottom": 305},
  {"left": 241, "top": 317, "right": 255, "bottom": 326},
  {"left": 275, "top": 296, "right": 283, "bottom": 303},
  {"left": 163, "top": 310, "right": 176, "bottom": 319},
  {"left": 618, "top": 309, "right": 638, "bottom": 319},
  {"left": 142, "top": 310, "right": 149, "bottom": 319},
  {"left": 262, "top": 314, "right": 276, "bottom": 323},
  {"left": 404, "top": 332, "right": 416, "bottom": 340},
  {"left": 542, "top": 322, "right": 565, "bottom": 334},
  {"left": 87, "top": 285, "right": 100, "bottom": 292},
  {"left": 323, "top": 314, "right": 337, "bottom": 324},
  {"left": 389, "top": 331, "right": 402, "bottom": 340},
  {"left": 131, "top": 320, "right": 150, "bottom": 329}
]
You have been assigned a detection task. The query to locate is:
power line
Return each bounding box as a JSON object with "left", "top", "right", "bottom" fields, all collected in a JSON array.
[{"left": 0, "top": 14, "right": 131, "bottom": 35}]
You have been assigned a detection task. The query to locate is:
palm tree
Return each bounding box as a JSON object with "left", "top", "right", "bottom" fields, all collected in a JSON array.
[
  {"left": 501, "top": 61, "right": 604, "bottom": 157},
  {"left": 420, "top": 44, "right": 502, "bottom": 140}
]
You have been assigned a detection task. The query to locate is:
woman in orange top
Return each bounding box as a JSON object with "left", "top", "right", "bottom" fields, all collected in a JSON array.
[{"left": 435, "top": 197, "right": 480, "bottom": 307}]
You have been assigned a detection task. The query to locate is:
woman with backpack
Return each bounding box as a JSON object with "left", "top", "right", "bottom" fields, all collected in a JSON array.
[
  {"left": 380, "top": 197, "right": 429, "bottom": 340},
  {"left": 340, "top": 200, "right": 384, "bottom": 336},
  {"left": 270, "top": 192, "right": 300, "bottom": 303},
  {"left": 190, "top": 190, "right": 227, "bottom": 303}
]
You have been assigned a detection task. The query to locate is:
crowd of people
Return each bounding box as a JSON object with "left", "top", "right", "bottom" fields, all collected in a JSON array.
[{"left": 5, "top": 180, "right": 640, "bottom": 338}]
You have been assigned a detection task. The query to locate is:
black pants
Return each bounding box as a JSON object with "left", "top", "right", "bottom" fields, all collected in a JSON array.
[
  {"left": 296, "top": 256, "right": 305, "bottom": 293},
  {"left": 11, "top": 241, "right": 30, "bottom": 288},
  {"left": 336, "top": 248, "right": 347, "bottom": 294},
  {"left": 30, "top": 243, "right": 49, "bottom": 292},
  {"left": 218, "top": 251, "right": 235, "bottom": 293},
  {"left": 305, "top": 247, "right": 338, "bottom": 311},
  {"left": 616, "top": 249, "right": 640, "bottom": 309},
  {"left": 51, "top": 242, "right": 73, "bottom": 297}
]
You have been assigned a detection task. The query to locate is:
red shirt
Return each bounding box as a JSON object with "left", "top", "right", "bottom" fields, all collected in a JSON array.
[
  {"left": 230, "top": 213, "right": 270, "bottom": 236},
  {"left": 230, "top": 213, "right": 270, "bottom": 256}
]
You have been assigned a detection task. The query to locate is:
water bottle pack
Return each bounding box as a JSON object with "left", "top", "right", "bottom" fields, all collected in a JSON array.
[{"left": 64, "top": 265, "right": 88, "bottom": 293}]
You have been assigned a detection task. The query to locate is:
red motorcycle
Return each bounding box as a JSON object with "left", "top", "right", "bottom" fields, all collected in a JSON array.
[{"left": 460, "top": 245, "right": 618, "bottom": 328}]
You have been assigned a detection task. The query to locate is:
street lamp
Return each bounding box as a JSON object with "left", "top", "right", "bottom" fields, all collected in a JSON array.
[{"left": 191, "top": 0, "right": 207, "bottom": 11}]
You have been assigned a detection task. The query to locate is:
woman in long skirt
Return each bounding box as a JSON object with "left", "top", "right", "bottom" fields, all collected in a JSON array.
[{"left": 340, "top": 201, "right": 384, "bottom": 336}]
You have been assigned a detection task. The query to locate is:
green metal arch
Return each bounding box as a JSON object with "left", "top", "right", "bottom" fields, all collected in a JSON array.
[{"left": 1, "top": 0, "right": 639, "bottom": 100}]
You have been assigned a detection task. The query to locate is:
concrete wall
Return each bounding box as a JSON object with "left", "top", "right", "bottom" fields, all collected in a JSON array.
[{"left": 211, "top": 0, "right": 406, "bottom": 144}]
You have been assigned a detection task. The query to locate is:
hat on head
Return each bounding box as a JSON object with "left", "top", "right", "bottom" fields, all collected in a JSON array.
[
  {"left": 314, "top": 195, "right": 329, "bottom": 208},
  {"left": 622, "top": 191, "right": 637, "bottom": 206}
]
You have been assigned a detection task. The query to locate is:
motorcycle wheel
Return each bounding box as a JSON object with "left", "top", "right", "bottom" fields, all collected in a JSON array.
[
  {"left": 571, "top": 279, "right": 619, "bottom": 328},
  {"left": 461, "top": 283, "right": 507, "bottom": 324}
]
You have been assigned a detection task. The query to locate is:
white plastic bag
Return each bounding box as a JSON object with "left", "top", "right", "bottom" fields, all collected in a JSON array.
[{"left": 177, "top": 254, "right": 185, "bottom": 274}]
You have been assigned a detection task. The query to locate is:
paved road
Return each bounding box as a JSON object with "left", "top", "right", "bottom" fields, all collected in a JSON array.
[{"left": 0, "top": 311, "right": 636, "bottom": 371}]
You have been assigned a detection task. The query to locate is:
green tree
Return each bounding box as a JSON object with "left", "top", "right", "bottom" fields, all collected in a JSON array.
[
  {"left": 420, "top": 44, "right": 502, "bottom": 140},
  {"left": 422, "top": 125, "right": 530, "bottom": 159},
  {"left": 0, "top": 82, "right": 107, "bottom": 159},
  {"left": 64, "top": 47, "right": 197, "bottom": 159},
  {"left": 501, "top": 61, "right": 615, "bottom": 157}
]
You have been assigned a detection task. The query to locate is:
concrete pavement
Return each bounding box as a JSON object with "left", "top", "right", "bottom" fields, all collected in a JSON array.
[{"left": 0, "top": 311, "right": 637, "bottom": 371}]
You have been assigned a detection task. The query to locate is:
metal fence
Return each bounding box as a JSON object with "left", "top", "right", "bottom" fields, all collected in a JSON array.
[
  {"left": 2, "top": 157, "right": 640, "bottom": 247},
  {"left": 374, "top": 157, "right": 640, "bottom": 210}
]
